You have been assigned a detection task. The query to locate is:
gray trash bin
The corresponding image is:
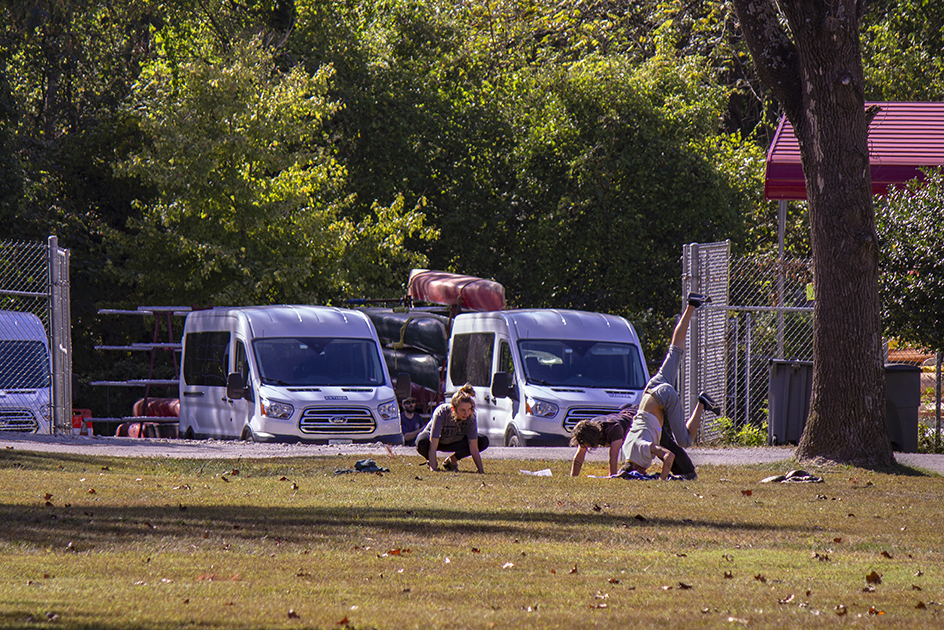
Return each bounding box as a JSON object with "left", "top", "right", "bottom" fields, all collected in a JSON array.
[
  {"left": 884, "top": 363, "right": 920, "bottom": 452},
  {"left": 768, "top": 360, "right": 813, "bottom": 445}
]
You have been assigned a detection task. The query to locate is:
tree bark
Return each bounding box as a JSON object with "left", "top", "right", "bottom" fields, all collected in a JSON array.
[{"left": 731, "top": 0, "right": 893, "bottom": 467}]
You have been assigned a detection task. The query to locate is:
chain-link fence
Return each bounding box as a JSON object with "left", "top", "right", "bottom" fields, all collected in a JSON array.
[
  {"left": 681, "top": 242, "right": 813, "bottom": 440},
  {"left": 0, "top": 237, "right": 71, "bottom": 434}
]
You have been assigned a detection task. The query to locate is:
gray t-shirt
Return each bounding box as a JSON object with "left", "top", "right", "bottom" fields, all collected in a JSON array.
[{"left": 419, "top": 403, "right": 478, "bottom": 445}]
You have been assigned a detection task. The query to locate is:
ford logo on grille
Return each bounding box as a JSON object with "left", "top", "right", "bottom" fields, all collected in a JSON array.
[{"left": 329, "top": 416, "right": 347, "bottom": 424}]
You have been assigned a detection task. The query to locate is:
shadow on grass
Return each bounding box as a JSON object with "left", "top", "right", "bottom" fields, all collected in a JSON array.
[{"left": 0, "top": 497, "right": 816, "bottom": 551}]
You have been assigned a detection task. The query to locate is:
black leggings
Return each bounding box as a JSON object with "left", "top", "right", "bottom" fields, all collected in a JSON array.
[
  {"left": 660, "top": 428, "right": 696, "bottom": 476},
  {"left": 416, "top": 435, "right": 490, "bottom": 461}
]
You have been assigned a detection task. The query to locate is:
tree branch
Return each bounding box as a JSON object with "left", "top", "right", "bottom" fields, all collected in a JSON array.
[{"left": 729, "top": 0, "right": 802, "bottom": 122}]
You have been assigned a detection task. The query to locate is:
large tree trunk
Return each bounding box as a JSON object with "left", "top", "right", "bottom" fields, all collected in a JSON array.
[{"left": 731, "top": 0, "right": 893, "bottom": 467}]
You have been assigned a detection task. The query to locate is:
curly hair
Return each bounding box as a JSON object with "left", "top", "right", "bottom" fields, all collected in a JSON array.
[{"left": 569, "top": 418, "right": 605, "bottom": 448}]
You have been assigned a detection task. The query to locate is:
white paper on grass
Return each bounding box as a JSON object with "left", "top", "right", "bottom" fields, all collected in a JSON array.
[{"left": 519, "top": 468, "right": 552, "bottom": 477}]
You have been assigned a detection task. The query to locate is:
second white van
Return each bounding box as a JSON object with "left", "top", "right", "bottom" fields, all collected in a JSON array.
[
  {"left": 0, "top": 310, "right": 52, "bottom": 433},
  {"left": 178, "top": 305, "right": 402, "bottom": 444},
  {"left": 445, "top": 309, "right": 649, "bottom": 446}
]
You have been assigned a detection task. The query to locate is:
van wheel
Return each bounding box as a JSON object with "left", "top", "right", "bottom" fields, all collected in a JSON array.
[
  {"left": 183, "top": 427, "right": 195, "bottom": 440},
  {"left": 240, "top": 426, "right": 255, "bottom": 442},
  {"left": 505, "top": 428, "right": 523, "bottom": 447}
]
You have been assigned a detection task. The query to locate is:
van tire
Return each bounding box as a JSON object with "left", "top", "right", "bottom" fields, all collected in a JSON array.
[
  {"left": 183, "top": 427, "right": 195, "bottom": 440},
  {"left": 240, "top": 426, "right": 255, "bottom": 442},
  {"left": 505, "top": 427, "right": 523, "bottom": 447}
]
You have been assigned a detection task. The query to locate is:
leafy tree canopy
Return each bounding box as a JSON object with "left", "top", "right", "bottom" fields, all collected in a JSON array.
[{"left": 877, "top": 168, "right": 944, "bottom": 352}]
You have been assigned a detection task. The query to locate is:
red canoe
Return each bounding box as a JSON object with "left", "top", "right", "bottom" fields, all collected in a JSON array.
[{"left": 407, "top": 269, "right": 505, "bottom": 312}]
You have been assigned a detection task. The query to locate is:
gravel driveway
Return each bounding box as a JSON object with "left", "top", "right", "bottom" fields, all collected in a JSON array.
[{"left": 2, "top": 432, "right": 942, "bottom": 474}]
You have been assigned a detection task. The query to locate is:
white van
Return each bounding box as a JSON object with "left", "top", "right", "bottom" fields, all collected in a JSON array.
[
  {"left": 178, "top": 306, "right": 402, "bottom": 444},
  {"left": 0, "top": 310, "right": 52, "bottom": 433},
  {"left": 445, "top": 309, "right": 649, "bottom": 446}
]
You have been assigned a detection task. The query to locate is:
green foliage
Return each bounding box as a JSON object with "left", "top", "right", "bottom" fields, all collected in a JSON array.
[
  {"left": 111, "top": 36, "right": 435, "bottom": 306},
  {"left": 711, "top": 415, "right": 769, "bottom": 447},
  {"left": 862, "top": 0, "right": 944, "bottom": 101},
  {"left": 876, "top": 168, "right": 944, "bottom": 352}
]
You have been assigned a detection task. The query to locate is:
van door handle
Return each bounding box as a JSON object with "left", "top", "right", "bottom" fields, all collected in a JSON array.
[
  {"left": 484, "top": 394, "right": 492, "bottom": 403},
  {"left": 183, "top": 391, "right": 204, "bottom": 398}
]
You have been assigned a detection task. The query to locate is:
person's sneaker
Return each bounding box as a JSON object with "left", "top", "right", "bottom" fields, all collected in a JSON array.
[
  {"left": 698, "top": 391, "right": 722, "bottom": 415},
  {"left": 688, "top": 292, "right": 711, "bottom": 308},
  {"left": 441, "top": 459, "right": 458, "bottom": 472}
]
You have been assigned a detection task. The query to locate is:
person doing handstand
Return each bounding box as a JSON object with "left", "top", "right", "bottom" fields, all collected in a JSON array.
[{"left": 620, "top": 292, "right": 721, "bottom": 479}]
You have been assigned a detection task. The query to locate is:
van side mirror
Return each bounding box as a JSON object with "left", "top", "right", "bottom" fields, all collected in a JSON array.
[
  {"left": 226, "top": 372, "right": 246, "bottom": 400},
  {"left": 395, "top": 372, "right": 412, "bottom": 400},
  {"left": 491, "top": 372, "right": 511, "bottom": 399}
]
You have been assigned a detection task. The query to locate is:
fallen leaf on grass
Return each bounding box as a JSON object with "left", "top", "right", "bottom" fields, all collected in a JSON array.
[
  {"left": 866, "top": 571, "right": 882, "bottom": 584},
  {"left": 569, "top": 564, "right": 578, "bottom": 574},
  {"left": 287, "top": 609, "right": 299, "bottom": 619},
  {"left": 723, "top": 572, "right": 733, "bottom": 579},
  {"left": 811, "top": 552, "right": 830, "bottom": 562},
  {"left": 881, "top": 551, "right": 893, "bottom": 559},
  {"left": 916, "top": 601, "right": 927, "bottom": 609},
  {"left": 869, "top": 606, "right": 884, "bottom": 615},
  {"left": 833, "top": 537, "right": 842, "bottom": 543},
  {"left": 835, "top": 604, "right": 847, "bottom": 616},
  {"left": 778, "top": 594, "right": 794, "bottom": 604},
  {"left": 87, "top": 488, "right": 96, "bottom": 495},
  {"left": 608, "top": 578, "right": 621, "bottom": 584},
  {"left": 915, "top": 570, "right": 924, "bottom": 577},
  {"left": 590, "top": 603, "right": 608, "bottom": 609},
  {"left": 502, "top": 563, "right": 514, "bottom": 569},
  {"left": 380, "top": 548, "right": 410, "bottom": 557},
  {"left": 912, "top": 585, "right": 923, "bottom": 591},
  {"left": 220, "top": 476, "right": 229, "bottom": 483},
  {"left": 754, "top": 574, "right": 767, "bottom": 584},
  {"left": 741, "top": 489, "right": 752, "bottom": 497},
  {"left": 594, "top": 591, "right": 609, "bottom": 599},
  {"left": 471, "top": 548, "right": 480, "bottom": 553},
  {"left": 336, "top": 617, "right": 348, "bottom": 626},
  {"left": 677, "top": 582, "right": 692, "bottom": 590},
  {"left": 279, "top": 476, "right": 289, "bottom": 481},
  {"left": 633, "top": 514, "right": 647, "bottom": 522},
  {"left": 230, "top": 469, "right": 239, "bottom": 476},
  {"left": 44, "top": 493, "right": 52, "bottom": 501}
]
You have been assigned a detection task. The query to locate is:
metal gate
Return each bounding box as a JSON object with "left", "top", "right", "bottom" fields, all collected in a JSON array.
[
  {"left": 681, "top": 242, "right": 814, "bottom": 439},
  {"left": 0, "top": 236, "right": 71, "bottom": 434}
]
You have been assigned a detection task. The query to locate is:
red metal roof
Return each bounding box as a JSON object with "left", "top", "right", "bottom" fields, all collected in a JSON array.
[{"left": 765, "top": 102, "right": 944, "bottom": 200}]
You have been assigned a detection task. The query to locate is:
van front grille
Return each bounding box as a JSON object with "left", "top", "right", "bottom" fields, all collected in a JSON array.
[
  {"left": 562, "top": 406, "right": 620, "bottom": 433},
  {"left": 0, "top": 409, "right": 39, "bottom": 432},
  {"left": 299, "top": 406, "right": 376, "bottom": 434}
]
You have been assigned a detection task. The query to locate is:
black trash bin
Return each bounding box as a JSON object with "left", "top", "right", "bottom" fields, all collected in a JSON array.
[
  {"left": 768, "top": 360, "right": 813, "bottom": 445},
  {"left": 884, "top": 363, "right": 921, "bottom": 452}
]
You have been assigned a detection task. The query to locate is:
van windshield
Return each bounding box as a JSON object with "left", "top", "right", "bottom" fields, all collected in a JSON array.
[
  {"left": 0, "top": 340, "right": 50, "bottom": 389},
  {"left": 253, "top": 337, "right": 386, "bottom": 387},
  {"left": 518, "top": 340, "right": 646, "bottom": 389}
]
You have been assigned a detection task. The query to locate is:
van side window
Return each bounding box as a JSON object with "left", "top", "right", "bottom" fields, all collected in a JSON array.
[
  {"left": 450, "top": 333, "right": 494, "bottom": 387},
  {"left": 183, "top": 331, "right": 230, "bottom": 386},
  {"left": 234, "top": 340, "right": 254, "bottom": 400},
  {"left": 498, "top": 341, "right": 514, "bottom": 380}
]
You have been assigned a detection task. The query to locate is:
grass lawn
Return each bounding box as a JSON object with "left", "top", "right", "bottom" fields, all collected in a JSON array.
[{"left": 0, "top": 449, "right": 942, "bottom": 629}]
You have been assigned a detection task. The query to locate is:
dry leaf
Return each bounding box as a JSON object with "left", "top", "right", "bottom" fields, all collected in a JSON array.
[
  {"left": 230, "top": 469, "right": 239, "bottom": 476},
  {"left": 677, "top": 582, "right": 692, "bottom": 590},
  {"left": 915, "top": 570, "right": 924, "bottom": 577},
  {"left": 44, "top": 493, "right": 52, "bottom": 501},
  {"left": 633, "top": 514, "right": 647, "bottom": 522},
  {"left": 912, "top": 584, "right": 922, "bottom": 591},
  {"left": 833, "top": 537, "right": 842, "bottom": 543},
  {"left": 591, "top": 603, "right": 608, "bottom": 609},
  {"left": 569, "top": 564, "right": 578, "bottom": 574},
  {"left": 502, "top": 562, "right": 514, "bottom": 569},
  {"left": 592, "top": 504, "right": 602, "bottom": 512},
  {"left": 741, "top": 489, "right": 752, "bottom": 496},
  {"left": 287, "top": 609, "right": 299, "bottom": 619},
  {"left": 880, "top": 551, "right": 892, "bottom": 559},
  {"left": 471, "top": 548, "right": 480, "bottom": 553},
  {"left": 608, "top": 578, "right": 621, "bottom": 584},
  {"left": 754, "top": 574, "right": 767, "bottom": 583},
  {"left": 866, "top": 571, "right": 882, "bottom": 584},
  {"left": 916, "top": 601, "right": 927, "bottom": 609},
  {"left": 835, "top": 604, "right": 847, "bottom": 616},
  {"left": 292, "top": 482, "right": 299, "bottom": 490},
  {"left": 778, "top": 594, "right": 794, "bottom": 604},
  {"left": 337, "top": 617, "right": 349, "bottom": 626},
  {"left": 87, "top": 488, "right": 96, "bottom": 494},
  {"left": 279, "top": 476, "right": 289, "bottom": 481},
  {"left": 868, "top": 606, "right": 884, "bottom": 615},
  {"left": 220, "top": 475, "right": 229, "bottom": 483},
  {"left": 723, "top": 571, "right": 733, "bottom": 579}
]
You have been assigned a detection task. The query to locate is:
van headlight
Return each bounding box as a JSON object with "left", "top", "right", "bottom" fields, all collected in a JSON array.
[
  {"left": 261, "top": 397, "right": 294, "bottom": 419},
  {"left": 378, "top": 400, "right": 399, "bottom": 421},
  {"left": 526, "top": 396, "right": 558, "bottom": 418}
]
